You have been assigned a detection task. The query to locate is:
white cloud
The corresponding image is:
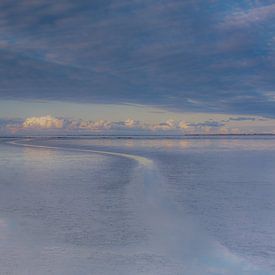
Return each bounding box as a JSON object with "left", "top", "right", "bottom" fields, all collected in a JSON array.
[
  {"left": 20, "top": 115, "right": 190, "bottom": 133},
  {"left": 23, "top": 115, "right": 64, "bottom": 129},
  {"left": 151, "top": 119, "right": 188, "bottom": 131},
  {"left": 3, "top": 114, "right": 271, "bottom": 135}
]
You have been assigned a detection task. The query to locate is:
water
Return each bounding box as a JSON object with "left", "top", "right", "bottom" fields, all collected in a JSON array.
[{"left": 0, "top": 136, "right": 275, "bottom": 274}]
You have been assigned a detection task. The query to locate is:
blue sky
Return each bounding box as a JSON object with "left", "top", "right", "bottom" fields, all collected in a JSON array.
[{"left": 1, "top": 1, "right": 275, "bottom": 134}]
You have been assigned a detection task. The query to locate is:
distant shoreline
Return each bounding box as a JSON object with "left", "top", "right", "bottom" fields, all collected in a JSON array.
[{"left": 2, "top": 133, "right": 275, "bottom": 139}]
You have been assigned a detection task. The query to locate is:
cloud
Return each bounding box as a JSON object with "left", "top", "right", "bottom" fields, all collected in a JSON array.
[
  {"left": 1, "top": 115, "right": 192, "bottom": 134},
  {"left": 23, "top": 115, "right": 64, "bottom": 129},
  {"left": 188, "top": 121, "right": 225, "bottom": 128},
  {"left": 221, "top": 3, "right": 275, "bottom": 29},
  {"left": 222, "top": 117, "right": 257, "bottom": 122},
  {"left": 2, "top": 114, "right": 275, "bottom": 135},
  {"left": 0, "top": 115, "right": 261, "bottom": 135},
  {"left": 150, "top": 120, "right": 188, "bottom": 131},
  {"left": 1, "top": 1, "right": 275, "bottom": 117},
  {"left": 0, "top": 118, "right": 23, "bottom": 134}
]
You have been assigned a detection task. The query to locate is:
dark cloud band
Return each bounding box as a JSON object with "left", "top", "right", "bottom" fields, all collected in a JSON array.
[{"left": 1, "top": 1, "right": 275, "bottom": 117}]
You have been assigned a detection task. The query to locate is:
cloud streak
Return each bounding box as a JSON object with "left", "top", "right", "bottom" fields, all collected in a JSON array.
[{"left": 221, "top": 3, "right": 275, "bottom": 29}]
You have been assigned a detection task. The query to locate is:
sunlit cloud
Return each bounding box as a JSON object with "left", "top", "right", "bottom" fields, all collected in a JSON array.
[
  {"left": 23, "top": 115, "right": 64, "bottom": 129},
  {"left": 1, "top": 115, "right": 192, "bottom": 134},
  {"left": 1, "top": 114, "right": 273, "bottom": 135}
]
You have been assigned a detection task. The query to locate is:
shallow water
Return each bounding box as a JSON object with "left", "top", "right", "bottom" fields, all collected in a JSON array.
[{"left": 1, "top": 137, "right": 275, "bottom": 274}]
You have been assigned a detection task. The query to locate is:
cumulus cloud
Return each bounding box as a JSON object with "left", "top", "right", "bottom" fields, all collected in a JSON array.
[
  {"left": 23, "top": 115, "right": 64, "bottom": 129},
  {"left": 2, "top": 115, "right": 192, "bottom": 134},
  {"left": 1, "top": 115, "right": 274, "bottom": 135},
  {"left": 151, "top": 120, "right": 189, "bottom": 131}
]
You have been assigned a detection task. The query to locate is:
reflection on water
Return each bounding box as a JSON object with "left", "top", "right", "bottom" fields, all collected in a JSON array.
[
  {"left": 30, "top": 136, "right": 275, "bottom": 154},
  {"left": 22, "top": 147, "right": 57, "bottom": 159},
  {"left": 0, "top": 137, "right": 275, "bottom": 274}
]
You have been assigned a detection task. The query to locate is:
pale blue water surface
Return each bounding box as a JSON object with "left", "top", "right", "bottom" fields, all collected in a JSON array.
[{"left": 0, "top": 136, "right": 275, "bottom": 274}]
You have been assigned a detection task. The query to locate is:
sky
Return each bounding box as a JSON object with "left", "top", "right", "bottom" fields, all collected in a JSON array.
[{"left": 1, "top": 0, "right": 275, "bottom": 134}]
